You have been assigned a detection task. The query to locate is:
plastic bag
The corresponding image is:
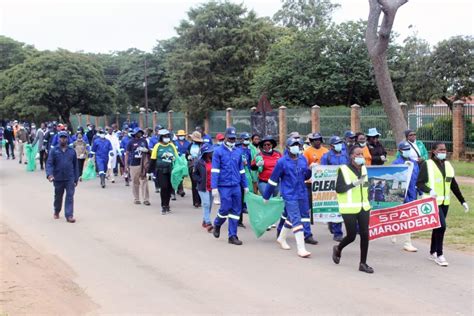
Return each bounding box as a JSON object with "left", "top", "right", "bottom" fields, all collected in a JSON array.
[
  {"left": 171, "top": 154, "right": 189, "bottom": 190},
  {"left": 244, "top": 192, "right": 284, "bottom": 238},
  {"left": 25, "top": 143, "right": 38, "bottom": 172},
  {"left": 81, "top": 159, "right": 96, "bottom": 181}
]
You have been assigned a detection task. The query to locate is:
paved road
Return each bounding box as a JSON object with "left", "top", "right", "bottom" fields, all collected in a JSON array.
[{"left": 0, "top": 159, "right": 473, "bottom": 315}]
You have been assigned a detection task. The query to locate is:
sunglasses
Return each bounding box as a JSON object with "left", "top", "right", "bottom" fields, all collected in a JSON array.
[{"left": 262, "top": 143, "right": 272, "bottom": 147}]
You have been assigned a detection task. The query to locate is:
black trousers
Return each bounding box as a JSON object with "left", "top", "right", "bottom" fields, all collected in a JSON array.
[
  {"left": 77, "top": 158, "right": 86, "bottom": 177},
  {"left": 430, "top": 204, "right": 449, "bottom": 256},
  {"left": 189, "top": 166, "right": 201, "bottom": 207},
  {"left": 338, "top": 210, "right": 370, "bottom": 264},
  {"left": 157, "top": 170, "right": 172, "bottom": 207},
  {"left": 5, "top": 141, "right": 14, "bottom": 158},
  {"left": 39, "top": 149, "right": 46, "bottom": 169}
]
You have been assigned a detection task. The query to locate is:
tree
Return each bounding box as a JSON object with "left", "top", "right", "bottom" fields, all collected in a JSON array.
[
  {"left": 0, "top": 50, "right": 115, "bottom": 125},
  {"left": 366, "top": 0, "right": 408, "bottom": 143},
  {"left": 166, "top": 1, "right": 277, "bottom": 119},
  {"left": 273, "top": 0, "right": 339, "bottom": 29},
  {"left": 0, "top": 36, "right": 37, "bottom": 72},
  {"left": 428, "top": 36, "right": 474, "bottom": 109}
]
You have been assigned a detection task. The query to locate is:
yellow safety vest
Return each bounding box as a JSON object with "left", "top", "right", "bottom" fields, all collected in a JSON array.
[
  {"left": 423, "top": 159, "right": 455, "bottom": 206},
  {"left": 337, "top": 165, "right": 371, "bottom": 214}
]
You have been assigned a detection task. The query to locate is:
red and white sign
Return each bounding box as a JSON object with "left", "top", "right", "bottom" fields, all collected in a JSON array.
[{"left": 369, "top": 197, "right": 441, "bottom": 241}]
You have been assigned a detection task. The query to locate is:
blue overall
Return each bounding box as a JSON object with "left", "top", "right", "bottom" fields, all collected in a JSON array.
[
  {"left": 392, "top": 157, "right": 419, "bottom": 203},
  {"left": 91, "top": 138, "right": 112, "bottom": 175},
  {"left": 211, "top": 145, "right": 247, "bottom": 237}
]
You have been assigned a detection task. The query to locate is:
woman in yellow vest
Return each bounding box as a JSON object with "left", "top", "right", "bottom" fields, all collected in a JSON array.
[
  {"left": 332, "top": 146, "right": 374, "bottom": 273},
  {"left": 417, "top": 142, "right": 469, "bottom": 267}
]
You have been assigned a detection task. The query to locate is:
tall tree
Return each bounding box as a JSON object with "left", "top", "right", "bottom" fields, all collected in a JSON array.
[
  {"left": 0, "top": 36, "right": 37, "bottom": 72},
  {"left": 366, "top": 0, "right": 408, "bottom": 143},
  {"left": 0, "top": 50, "right": 115, "bottom": 124},
  {"left": 273, "top": 0, "right": 339, "bottom": 29}
]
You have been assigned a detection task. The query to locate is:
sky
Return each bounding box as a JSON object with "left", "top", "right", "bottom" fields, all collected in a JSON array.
[{"left": 1, "top": 0, "right": 473, "bottom": 53}]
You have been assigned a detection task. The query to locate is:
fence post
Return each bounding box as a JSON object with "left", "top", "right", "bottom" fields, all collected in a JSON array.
[
  {"left": 279, "top": 106, "right": 287, "bottom": 150},
  {"left": 452, "top": 100, "right": 465, "bottom": 160},
  {"left": 185, "top": 112, "right": 189, "bottom": 135},
  {"left": 76, "top": 113, "right": 82, "bottom": 127},
  {"left": 104, "top": 115, "right": 109, "bottom": 127},
  {"left": 115, "top": 112, "right": 120, "bottom": 127},
  {"left": 204, "top": 114, "right": 210, "bottom": 135},
  {"left": 400, "top": 102, "right": 408, "bottom": 125},
  {"left": 311, "top": 104, "right": 320, "bottom": 133},
  {"left": 168, "top": 110, "right": 174, "bottom": 131},
  {"left": 351, "top": 104, "right": 361, "bottom": 132},
  {"left": 139, "top": 108, "right": 145, "bottom": 129},
  {"left": 94, "top": 116, "right": 99, "bottom": 128},
  {"left": 86, "top": 115, "right": 90, "bottom": 125},
  {"left": 127, "top": 112, "right": 131, "bottom": 124},
  {"left": 152, "top": 111, "right": 158, "bottom": 129},
  {"left": 226, "top": 108, "right": 233, "bottom": 128}
]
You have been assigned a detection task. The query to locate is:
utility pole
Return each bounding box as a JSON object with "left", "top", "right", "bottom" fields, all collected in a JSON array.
[{"left": 144, "top": 58, "right": 149, "bottom": 128}]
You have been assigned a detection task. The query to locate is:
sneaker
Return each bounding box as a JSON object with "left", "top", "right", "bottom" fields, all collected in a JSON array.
[
  {"left": 134, "top": 200, "right": 142, "bottom": 205},
  {"left": 66, "top": 217, "right": 76, "bottom": 223},
  {"left": 228, "top": 236, "right": 243, "bottom": 246},
  {"left": 428, "top": 252, "right": 438, "bottom": 261},
  {"left": 53, "top": 213, "right": 60, "bottom": 219},
  {"left": 435, "top": 255, "right": 449, "bottom": 267},
  {"left": 359, "top": 263, "right": 374, "bottom": 274},
  {"left": 143, "top": 201, "right": 151, "bottom": 206},
  {"left": 403, "top": 243, "right": 418, "bottom": 252},
  {"left": 332, "top": 245, "right": 341, "bottom": 264},
  {"left": 161, "top": 209, "right": 167, "bottom": 215},
  {"left": 305, "top": 236, "right": 319, "bottom": 245}
]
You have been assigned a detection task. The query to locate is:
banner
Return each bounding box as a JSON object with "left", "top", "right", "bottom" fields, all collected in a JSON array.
[
  {"left": 369, "top": 197, "right": 441, "bottom": 240},
  {"left": 311, "top": 164, "right": 412, "bottom": 222}
]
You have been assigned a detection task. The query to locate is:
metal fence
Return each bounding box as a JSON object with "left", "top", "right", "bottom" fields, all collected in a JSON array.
[
  {"left": 361, "top": 107, "right": 396, "bottom": 149},
  {"left": 320, "top": 106, "right": 351, "bottom": 143},
  {"left": 408, "top": 106, "right": 453, "bottom": 151},
  {"left": 464, "top": 105, "right": 474, "bottom": 152}
]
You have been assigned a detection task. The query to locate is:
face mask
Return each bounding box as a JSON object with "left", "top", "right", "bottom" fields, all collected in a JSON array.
[
  {"left": 436, "top": 152, "right": 446, "bottom": 160},
  {"left": 226, "top": 141, "right": 235, "bottom": 148},
  {"left": 88, "top": 126, "right": 92, "bottom": 131},
  {"left": 217, "top": 141, "right": 223, "bottom": 145},
  {"left": 243, "top": 140, "right": 250, "bottom": 145},
  {"left": 99, "top": 134, "right": 105, "bottom": 139},
  {"left": 402, "top": 150, "right": 411, "bottom": 158},
  {"left": 178, "top": 136, "right": 185, "bottom": 141},
  {"left": 264, "top": 148, "right": 273, "bottom": 153},
  {"left": 334, "top": 144, "right": 342, "bottom": 152},
  {"left": 359, "top": 142, "right": 366, "bottom": 147},
  {"left": 163, "top": 137, "right": 170, "bottom": 143},
  {"left": 289, "top": 145, "right": 300, "bottom": 155},
  {"left": 354, "top": 157, "right": 365, "bottom": 165}
]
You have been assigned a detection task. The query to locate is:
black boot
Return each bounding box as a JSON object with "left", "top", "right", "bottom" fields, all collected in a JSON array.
[
  {"left": 213, "top": 225, "right": 221, "bottom": 238},
  {"left": 100, "top": 174, "right": 106, "bottom": 188},
  {"left": 332, "top": 245, "right": 341, "bottom": 264},
  {"left": 228, "top": 236, "right": 243, "bottom": 245},
  {"left": 359, "top": 263, "right": 374, "bottom": 274},
  {"left": 305, "top": 236, "right": 319, "bottom": 245}
]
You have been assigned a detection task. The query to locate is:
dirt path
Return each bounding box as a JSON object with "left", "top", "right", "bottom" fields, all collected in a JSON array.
[
  {"left": 457, "top": 175, "right": 474, "bottom": 185},
  {"left": 0, "top": 222, "right": 98, "bottom": 315}
]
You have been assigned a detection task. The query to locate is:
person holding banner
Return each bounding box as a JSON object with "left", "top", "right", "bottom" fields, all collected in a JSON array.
[
  {"left": 417, "top": 142, "right": 469, "bottom": 267},
  {"left": 332, "top": 146, "right": 374, "bottom": 273},
  {"left": 263, "top": 137, "right": 312, "bottom": 258},
  {"left": 321, "top": 136, "right": 349, "bottom": 242},
  {"left": 391, "top": 141, "right": 419, "bottom": 252}
]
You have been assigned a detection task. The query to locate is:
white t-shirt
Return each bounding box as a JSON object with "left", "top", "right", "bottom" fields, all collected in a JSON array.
[{"left": 408, "top": 140, "right": 421, "bottom": 160}]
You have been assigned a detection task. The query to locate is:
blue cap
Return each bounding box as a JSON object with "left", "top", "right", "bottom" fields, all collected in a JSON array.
[
  {"left": 225, "top": 127, "right": 237, "bottom": 138},
  {"left": 240, "top": 132, "right": 250, "bottom": 139},
  {"left": 344, "top": 130, "right": 355, "bottom": 138},
  {"left": 155, "top": 124, "right": 163, "bottom": 131},
  {"left": 398, "top": 141, "right": 411, "bottom": 151},
  {"left": 329, "top": 136, "right": 343, "bottom": 145},
  {"left": 286, "top": 137, "right": 300, "bottom": 147},
  {"left": 58, "top": 131, "right": 69, "bottom": 138},
  {"left": 131, "top": 127, "right": 144, "bottom": 136},
  {"left": 158, "top": 129, "right": 170, "bottom": 136},
  {"left": 308, "top": 132, "right": 323, "bottom": 140},
  {"left": 201, "top": 144, "right": 214, "bottom": 155}
]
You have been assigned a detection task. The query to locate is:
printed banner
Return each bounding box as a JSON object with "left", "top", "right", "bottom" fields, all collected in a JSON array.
[
  {"left": 311, "top": 164, "right": 413, "bottom": 222},
  {"left": 369, "top": 197, "right": 441, "bottom": 240}
]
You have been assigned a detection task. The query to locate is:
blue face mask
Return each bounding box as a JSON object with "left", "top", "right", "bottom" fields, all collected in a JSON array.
[
  {"left": 436, "top": 152, "right": 447, "bottom": 160},
  {"left": 402, "top": 150, "right": 411, "bottom": 158},
  {"left": 334, "top": 144, "right": 342, "bottom": 152},
  {"left": 289, "top": 145, "right": 300, "bottom": 155},
  {"left": 354, "top": 157, "right": 365, "bottom": 165}
]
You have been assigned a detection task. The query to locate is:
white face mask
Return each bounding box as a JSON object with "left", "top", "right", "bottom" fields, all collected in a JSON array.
[
  {"left": 243, "top": 140, "right": 250, "bottom": 145},
  {"left": 289, "top": 145, "right": 300, "bottom": 155},
  {"left": 226, "top": 141, "right": 235, "bottom": 148},
  {"left": 217, "top": 141, "right": 223, "bottom": 145},
  {"left": 359, "top": 142, "right": 366, "bottom": 147},
  {"left": 99, "top": 134, "right": 105, "bottom": 139},
  {"left": 163, "top": 137, "right": 170, "bottom": 143},
  {"left": 178, "top": 136, "right": 185, "bottom": 141},
  {"left": 334, "top": 144, "right": 343, "bottom": 152},
  {"left": 402, "top": 150, "right": 411, "bottom": 158},
  {"left": 436, "top": 152, "right": 446, "bottom": 160},
  {"left": 354, "top": 157, "right": 365, "bottom": 165}
]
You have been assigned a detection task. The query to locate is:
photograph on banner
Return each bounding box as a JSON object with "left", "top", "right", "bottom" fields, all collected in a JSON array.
[
  {"left": 311, "top": 165, "right": 343, "bottom": 223},
  {"left": 366, "top": 165, "right": 413, "bottom": 210}
]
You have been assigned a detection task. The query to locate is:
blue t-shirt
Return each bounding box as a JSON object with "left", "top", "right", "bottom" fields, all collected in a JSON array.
[{"left": 126, "top": 138, "right": 149, "bottom": 166}]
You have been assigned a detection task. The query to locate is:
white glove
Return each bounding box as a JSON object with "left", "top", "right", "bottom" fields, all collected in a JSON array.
[
  {"left": 187, "top": 155, "right": 193, "bottom": 161},
  {"left": 19, "top": 140, "right": 23, "bottom": 143},
  {"left": 310, "top": 162, "right": 318, "bottom": 168},
  {"left": 380, "top": 155, "right": 387, "bottom": 161},
  {"left": 463, "top": 202, "right": 469, "bottom": 213},
  {"left": 4, "top": 140, "right": 8, "bottom": 143},
  {"left": 256, "top": 160, "right": 264, "bottom": 167},
  {"left": 146, "top": 173, "right": 153, "bottom": 178},
  {"left": 263, "top": 198, "right": 268, "bottom": 204},
  {"left": 352, "top": 178, "right": 364, "bottom": 187},
  {"left": 212, "top": 189, "right": 219, "bottom": 198},
  {"left": 429, "top": 189, "right": 437, "bottom": 197},
  {"left": 404, "top": 161, "right": 413, "bottom": 167},
  {"left": 140, "top": 147, "right": 149, "bottom": 153},
  {"left": 244, "top": 187, "right": 249, "bottom": 194}
]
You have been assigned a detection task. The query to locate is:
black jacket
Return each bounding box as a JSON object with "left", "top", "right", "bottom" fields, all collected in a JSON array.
[
  {"left": 368, "top": 142, "right": 387, "bottom": 165},
  {"left": 192, "top": 159, "right": 210, "bottom": 192}
]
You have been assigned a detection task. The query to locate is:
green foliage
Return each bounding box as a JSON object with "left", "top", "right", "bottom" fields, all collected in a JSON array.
[
  {"left": 273, "top": 0, "right": 339, "bottom": 29},
  {"left": 0, "top": 50, "right": 115, "bottom": 123},
  {"left": 0, "top": 36, "right": 37, "bottom": 72}
]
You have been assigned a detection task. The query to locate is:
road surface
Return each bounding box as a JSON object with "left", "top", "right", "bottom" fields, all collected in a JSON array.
[{"left": 0, "top": 159, "right": 473, "bottom": 315}]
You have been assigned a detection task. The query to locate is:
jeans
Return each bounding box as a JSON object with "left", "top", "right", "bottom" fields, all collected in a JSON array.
[
  {"left": 258, "top": 181, "right": 279, "bottom": 198},
  {"left": 198, "top": 190, "right": 214, "bottom": 224}
]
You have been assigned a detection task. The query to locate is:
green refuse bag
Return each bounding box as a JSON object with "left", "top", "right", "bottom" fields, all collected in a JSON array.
[
  {"left": 245, "top": 192, "right": 284, "bottom": 238},
  {"left": 81, "top": 159, "right": 96, "bottom": 181},
  {"left": 171, "top": 154, "right": 189, "bottom": 191},
  {"left": 25, "top": 143, "right": 38, "bottom": 172}
]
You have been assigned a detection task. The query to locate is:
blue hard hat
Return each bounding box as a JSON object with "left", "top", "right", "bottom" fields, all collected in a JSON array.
[
  {"left": 398, "top": 141, "right": 411, "bottom": 151},
  {"left": 131, "top": 127, "right": 144, "bottom": 136},
  {"left": 329, "top": 136, "right": 343, "bottom": 145},
  {"left": 286, "top": 137, "right": 301, "bottom": 147},
  {"left": 240, "top": 132, "right": 250, "bottom": 139},
  {"left": 344, "top": 130, "right": 356, "bottom": 138},
  {"left": 225, "top": 127, "right": 237, "bottom": 138},
  {"left": 58, "top": 131, "right": 69, "bottom": 138}
]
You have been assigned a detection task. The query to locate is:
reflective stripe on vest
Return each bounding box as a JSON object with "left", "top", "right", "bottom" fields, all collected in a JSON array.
[
  {"left": 423, "top": 159, "right": 454, "bottom": 206},
  {"left": 336, "top": 165, "right": 371, "bottom": 214}
]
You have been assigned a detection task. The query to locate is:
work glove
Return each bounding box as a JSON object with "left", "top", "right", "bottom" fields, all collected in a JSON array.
[
  {"left": 380, "top": 155, "right": 387, "bottom": 162},
  {"left": 256, "top": 160, "right": 264, "bottom": 167},
  {"left": 463, "top": 202, "right": 469, "bottom": 213},
  {"left": 352, "top": 178, "right": 364, "bottom": 187},
  {"left": 212, "top": 189, "right": 219, "bottom": 198},
  {"left": 244, "top": 187, "right": 249, "bottom": 194},
  {"left": 429, "top": 189, "right": 437, "bottom": 198},
  {"left": 404, "top": 161, "right": 413, "bottom": 167}
]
